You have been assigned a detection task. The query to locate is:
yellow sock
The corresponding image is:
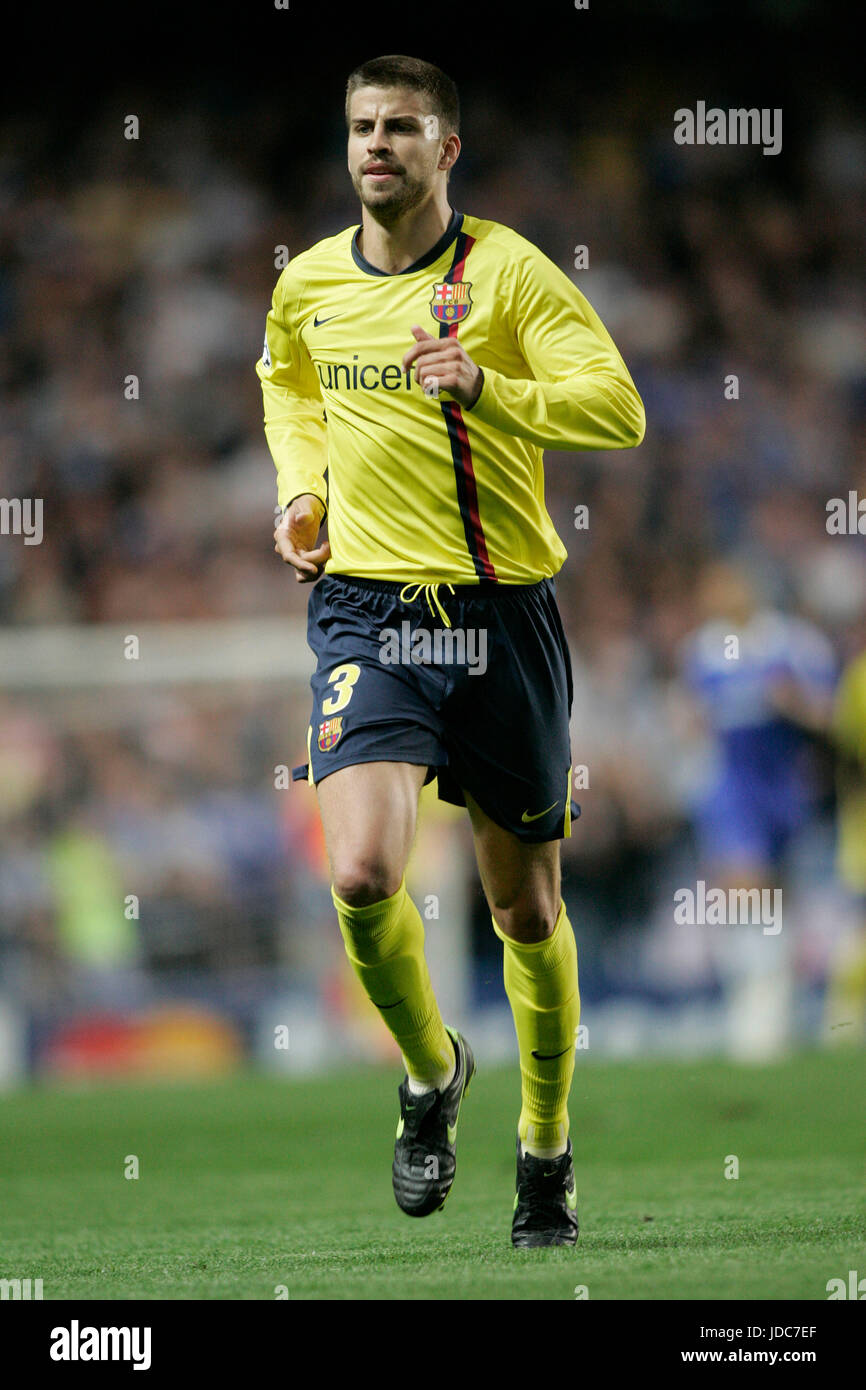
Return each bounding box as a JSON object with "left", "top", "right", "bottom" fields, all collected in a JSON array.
[
  {"left": 332, "top": 877, "right": 454, "bottom": 1087},
  {"left": 492, "top": 901, "right": 579, "bottom": 1157}
]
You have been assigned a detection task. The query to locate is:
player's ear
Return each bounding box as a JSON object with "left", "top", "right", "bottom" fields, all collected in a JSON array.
[{"left": 440, "top": 133, "right": 460, "bottom": 174}]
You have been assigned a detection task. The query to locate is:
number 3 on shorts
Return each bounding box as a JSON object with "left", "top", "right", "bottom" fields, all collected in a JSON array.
[{"left": 322, "top": 662, "right": 361, "bottom": 714}]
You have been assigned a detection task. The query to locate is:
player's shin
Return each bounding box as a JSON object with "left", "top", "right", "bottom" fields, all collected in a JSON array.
[
  {"left": 493, "top": 901, "right": 579, "bottom": 1158},
  {"left": 332, "top": 877, "right": 455, "bottom": 1090}
]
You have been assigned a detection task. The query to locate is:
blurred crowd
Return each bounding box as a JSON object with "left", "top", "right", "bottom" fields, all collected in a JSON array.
[{"left": 1, "top": 78, "right": 865, "bottom": 1043}]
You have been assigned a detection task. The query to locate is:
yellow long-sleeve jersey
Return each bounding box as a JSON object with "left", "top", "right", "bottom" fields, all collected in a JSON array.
[{"left": 256, "top": 207, "right": 644, "bottom": 584}]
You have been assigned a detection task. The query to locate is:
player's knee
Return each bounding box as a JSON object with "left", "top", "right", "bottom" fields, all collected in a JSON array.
[
  {"left": 332, "top": 858, "right": 402, "bottom": 909},
  {"left": 493, "top": 896, "right": 559, "bottom": 944}
]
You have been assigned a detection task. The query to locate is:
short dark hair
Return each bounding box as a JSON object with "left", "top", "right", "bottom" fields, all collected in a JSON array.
[{"left": 345, "top": 54, "right": 460, "bottom": 140}]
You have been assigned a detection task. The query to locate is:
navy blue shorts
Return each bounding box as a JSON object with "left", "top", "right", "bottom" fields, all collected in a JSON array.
[{"left": 291, "top": 573, "right": 579, "bottom": 843}]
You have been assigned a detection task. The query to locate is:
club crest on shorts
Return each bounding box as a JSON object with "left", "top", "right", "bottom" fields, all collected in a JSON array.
[
  {"left": 430, "top": 280, "right": 472, "bottom": 324},
  {"left": 318, "top": 716, "right": 344, "bottom": 752}
]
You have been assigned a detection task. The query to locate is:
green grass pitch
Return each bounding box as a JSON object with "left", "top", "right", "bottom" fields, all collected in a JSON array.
[{"left": 1, "top": 1049, "right": 863, "bottom": 1300}]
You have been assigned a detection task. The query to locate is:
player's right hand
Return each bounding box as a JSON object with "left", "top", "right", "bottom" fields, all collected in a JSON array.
[{"left": 274, "top": 494, "right": 330, "bottom": 582}]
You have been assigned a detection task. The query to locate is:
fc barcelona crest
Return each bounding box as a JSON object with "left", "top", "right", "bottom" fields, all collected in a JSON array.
[
  {"left": 318, "top": 717, "right": 344, "bottom": 752},
  {"left": 430, "top": 281, "right": 472, "bottom": 324}
]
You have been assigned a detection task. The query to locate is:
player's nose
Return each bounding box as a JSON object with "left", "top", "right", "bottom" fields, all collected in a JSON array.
[{"left": 367, "top": 123, "right": 391, "bottom": 150}]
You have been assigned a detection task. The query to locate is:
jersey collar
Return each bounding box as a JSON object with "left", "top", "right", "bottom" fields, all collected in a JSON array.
[{"left": 351, "top": 207, "right": 464, "bottom": 277}]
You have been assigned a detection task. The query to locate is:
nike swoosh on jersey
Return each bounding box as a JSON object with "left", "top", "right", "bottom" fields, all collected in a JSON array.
[
  {"left": 313, "top": 312, "right": 342, "bottom": 327},
  {"left": 531, "top": 1046, "right": 572, "bottom": 1061},
  {"left": 521, "top": 801, "right": 559, "bottom": 824}
]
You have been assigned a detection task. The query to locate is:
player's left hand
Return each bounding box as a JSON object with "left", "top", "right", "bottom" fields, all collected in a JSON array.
[{"left": 402, "top": 326, "right": 483, "bottom": 409}]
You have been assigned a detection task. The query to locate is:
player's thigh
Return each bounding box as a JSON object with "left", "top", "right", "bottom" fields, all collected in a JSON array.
[
  {"left": 317, "top": 761, "right": 429, "bottom": 905},
  {"left": 465, "top": 789, "right": 561, "bottom": 943}
]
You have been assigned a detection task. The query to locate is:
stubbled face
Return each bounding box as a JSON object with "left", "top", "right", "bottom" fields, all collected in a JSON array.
[{"left": 347, "top": 85, "right": 450, "bottom": 223}]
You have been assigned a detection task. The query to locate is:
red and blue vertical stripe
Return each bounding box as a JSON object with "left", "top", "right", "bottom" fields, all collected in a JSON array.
[{"left": 439, "top": 230, "right": 497, "bottom": 581}]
